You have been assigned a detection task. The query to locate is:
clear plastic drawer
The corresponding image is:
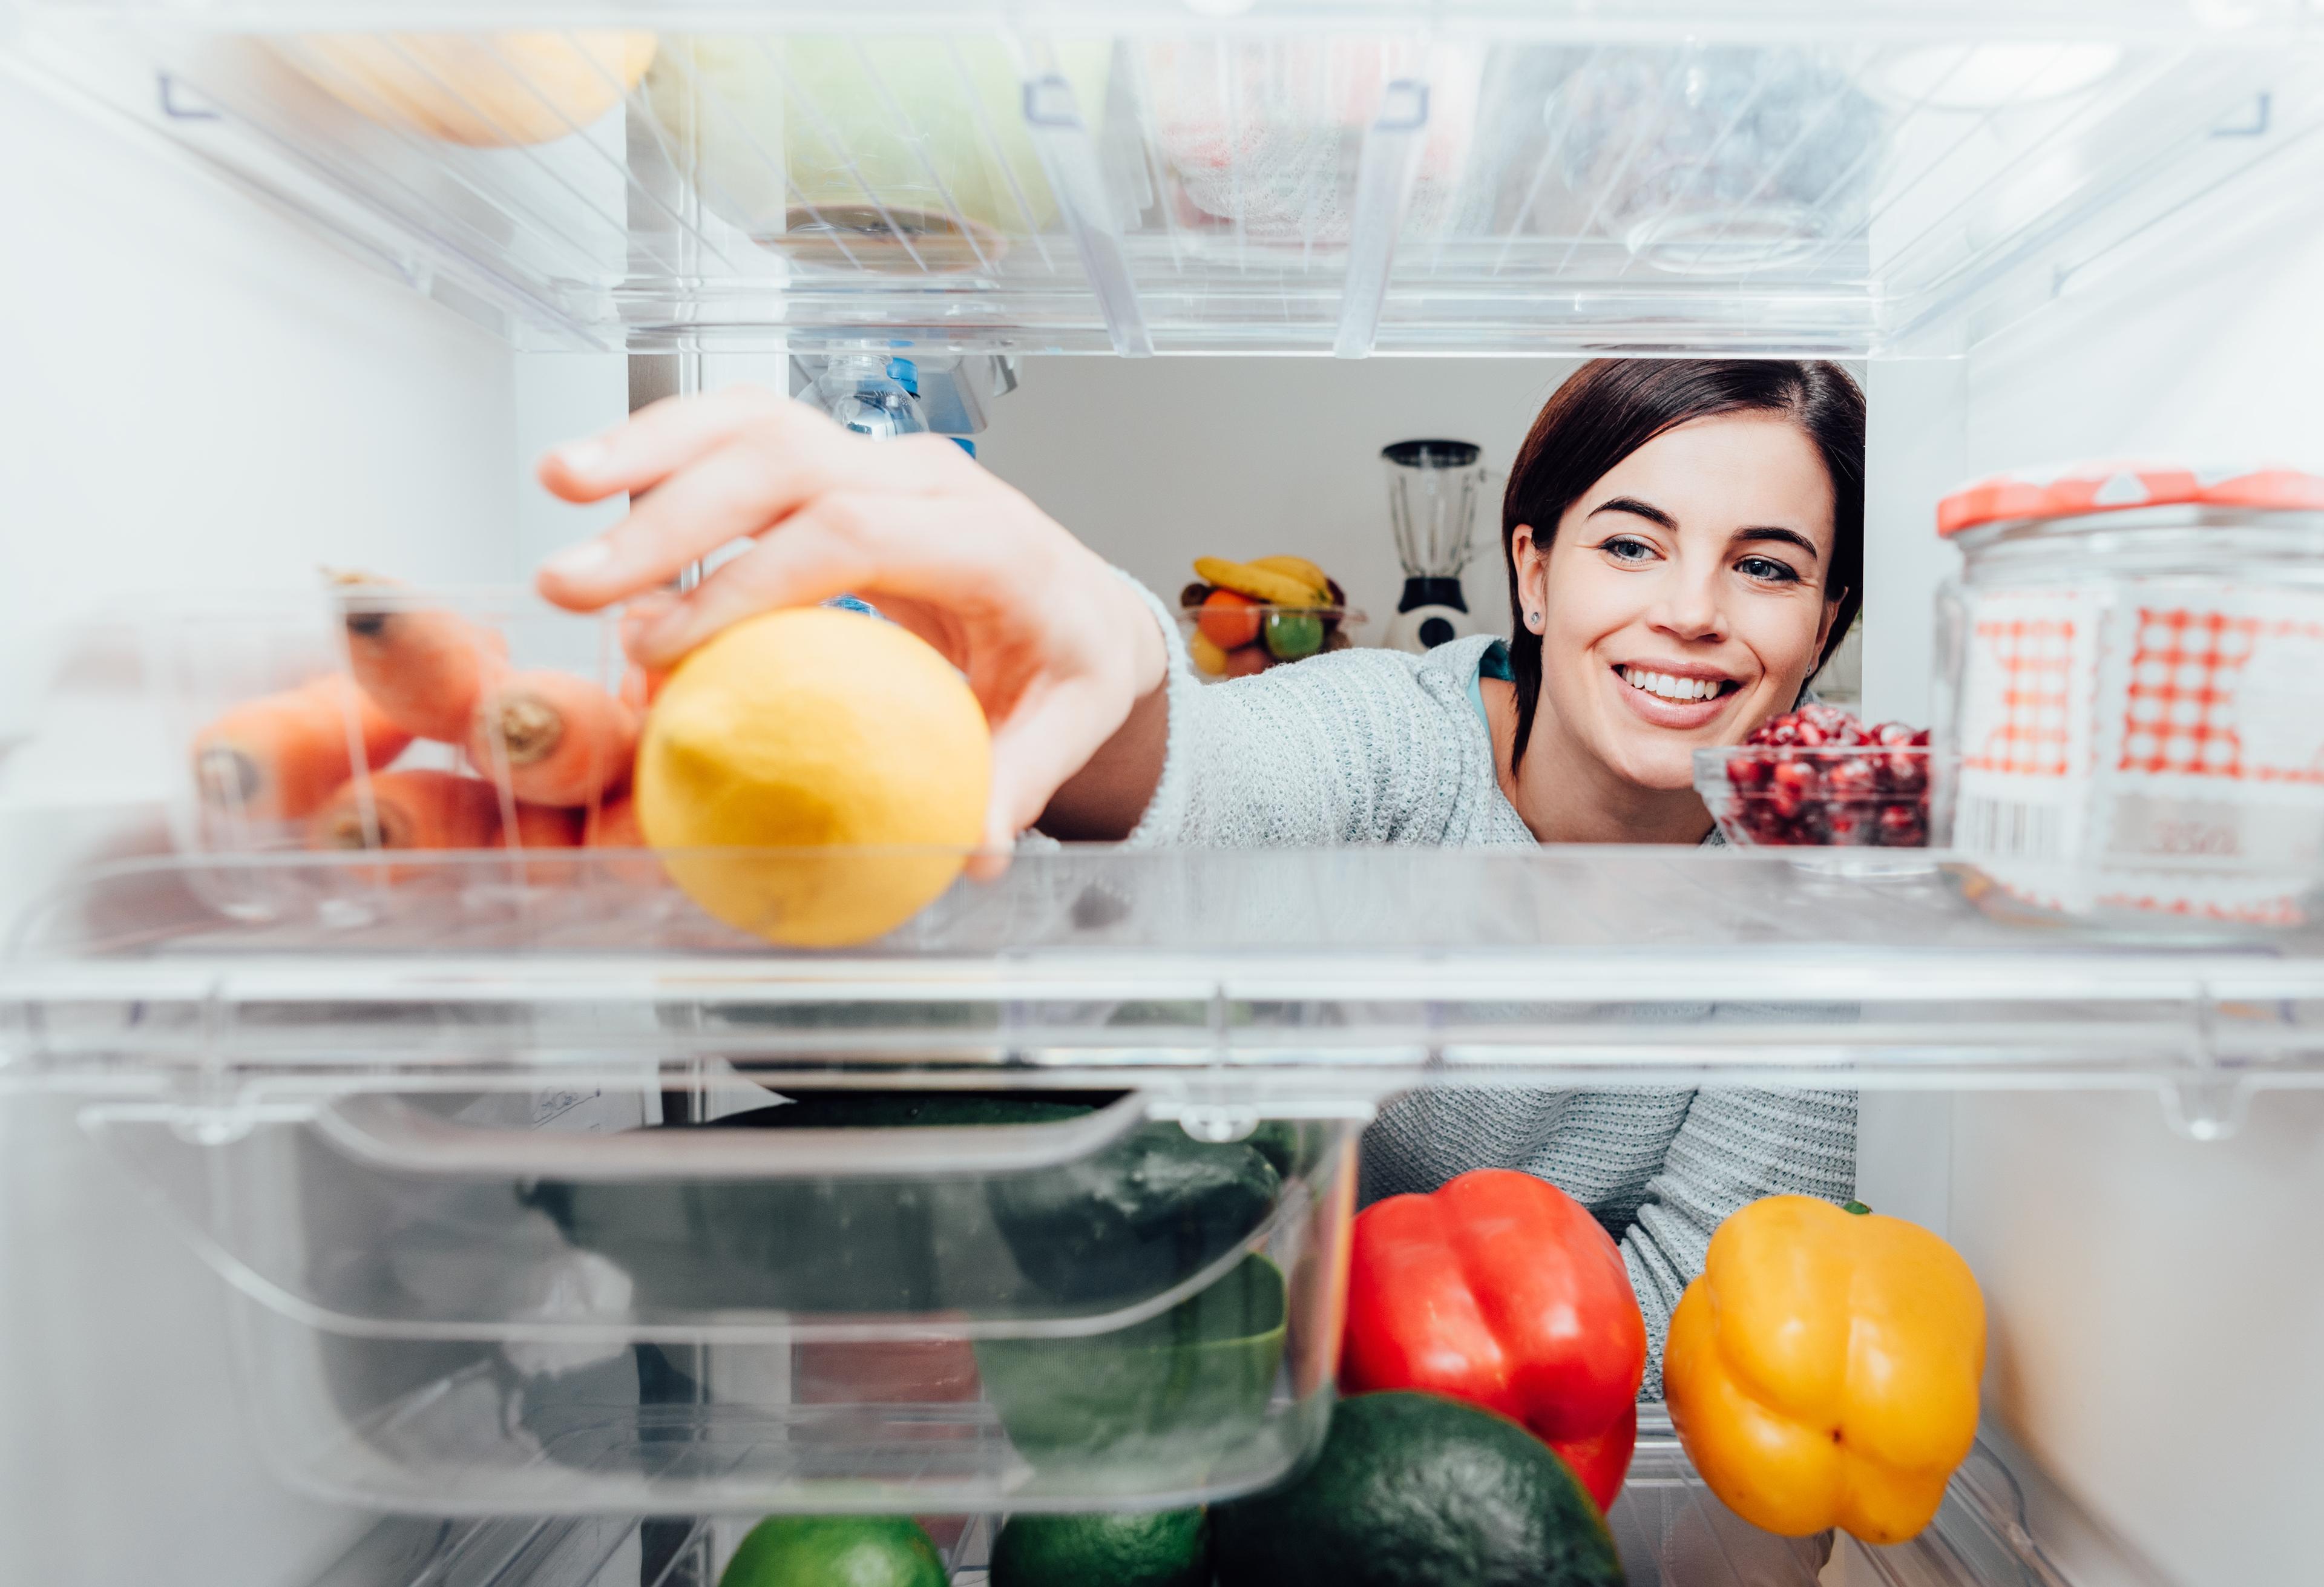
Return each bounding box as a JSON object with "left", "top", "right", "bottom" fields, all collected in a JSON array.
[{"left": 88, "top": 1080, "right": 1355, "bottom": 1514}]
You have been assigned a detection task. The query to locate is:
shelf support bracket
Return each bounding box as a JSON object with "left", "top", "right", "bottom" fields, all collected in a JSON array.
[
  {"left": 1023, "top": 75, "right": 1152, "bottom": 358},
  {"left": 1333, "top": 80, "right": 1430, "bottom": 361}
]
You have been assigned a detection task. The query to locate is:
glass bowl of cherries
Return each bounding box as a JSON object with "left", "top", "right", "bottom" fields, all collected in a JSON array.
[{"left": 1693, "top": 705, "right": 1930, "bottom": 847}]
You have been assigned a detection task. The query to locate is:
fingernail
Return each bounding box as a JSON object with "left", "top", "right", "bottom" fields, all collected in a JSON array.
[
  {"left": 553, "top": 439, "right": 607, "bottom": 475},
  {"left": 545, "top": 540, "right": 613, "bottom": 580}
]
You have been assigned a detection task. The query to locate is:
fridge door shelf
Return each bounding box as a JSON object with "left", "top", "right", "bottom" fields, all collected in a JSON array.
[
  {"left": 302, "top": 1410, "right": 2102, "bottom": 1587},
  {"left": 11, "top": 8, "right": 2320, "bottom": 355},
  {"left": 11, "top": 848, "right": 2324, "bottom": 1108}
]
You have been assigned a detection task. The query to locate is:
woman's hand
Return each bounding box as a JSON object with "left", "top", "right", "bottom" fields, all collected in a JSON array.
[{"left": 535, "top": 386, "right": 1170, "bottom": 852}]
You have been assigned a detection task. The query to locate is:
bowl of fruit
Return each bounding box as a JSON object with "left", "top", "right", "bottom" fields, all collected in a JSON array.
[
  {"left": 1180, "top": 555, "right": 1362, "bottom": 680},
  {"left": 1695, "top": 705, "right": 1930, "bottom": 849}
]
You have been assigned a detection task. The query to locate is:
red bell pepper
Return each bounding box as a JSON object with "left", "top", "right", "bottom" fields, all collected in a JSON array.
[{"left": 1339, "top": 1167, "right": 1647, "bottom": 1512}]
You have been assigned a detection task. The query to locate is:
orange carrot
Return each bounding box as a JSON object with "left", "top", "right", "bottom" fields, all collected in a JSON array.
[
  {"left": 581, "top": 791, "right": 663, "bottom": 886},
  {"left": 466, "top": 669, "right": 640, "bottom": 807},
  {"left": 332, "top": 573, "right": 509, "bottom": 742},
  {"left": 506, "top": 801, "right": 582, "bottom": 849},
  {"left": 192, "top": 674, "right": 412, "bottom": 822},
  {"left": 307, "top": 768, "right": 502, "bottom": 853},
  {"left": 583, "top": 792, "right": 646, "bottom": 848},
  {"left": 617, "top": 662, "right": 666, "bottom": 713}
]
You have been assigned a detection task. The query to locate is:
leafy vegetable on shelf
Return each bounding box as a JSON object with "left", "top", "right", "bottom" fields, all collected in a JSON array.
[
  {"left": 1339, "top": 1168, "right": 1647, "bottom": 1511},
  {"left": 1212, "top": 1391, "right": 1626, "bottom": 1587},
  {"left": 1663, "top": 1195, "right": 1986, "bottom": 1545}
]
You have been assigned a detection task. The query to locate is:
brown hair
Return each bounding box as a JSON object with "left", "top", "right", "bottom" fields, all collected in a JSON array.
[{"left": 1501, "top": 358, "right": 1865, "bottom": 767}]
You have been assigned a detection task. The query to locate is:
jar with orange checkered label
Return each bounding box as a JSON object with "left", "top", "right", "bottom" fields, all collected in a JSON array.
[{"left": 1934, "top": 462, "right": 2324, "bottom": 924}]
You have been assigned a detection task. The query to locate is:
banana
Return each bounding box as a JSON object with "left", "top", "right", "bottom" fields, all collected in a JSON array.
[
  {"left": 1193, "top": 556, "right": 1327, "bottom": 608},
  {"left": 1250, "top": 554, "right": 1331, "bottom": 597}
]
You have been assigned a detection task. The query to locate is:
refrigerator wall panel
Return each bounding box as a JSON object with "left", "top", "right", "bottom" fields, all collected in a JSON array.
[
  {"left": 1948, "top": 189, "right": 2324, "bottom": 1587},
  {"left": 0, "top": 69, "right": 520, "bottom": 752}
]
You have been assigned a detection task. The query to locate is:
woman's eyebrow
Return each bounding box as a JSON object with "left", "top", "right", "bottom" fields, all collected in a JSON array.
[
  {"left": 1588, "top": 496, "right": 1678, "bottom": 530},
  {"left": 1733, "top": 526, "right": 1822, "bottom": 562}
]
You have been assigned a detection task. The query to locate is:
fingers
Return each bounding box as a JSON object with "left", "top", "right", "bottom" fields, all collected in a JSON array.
[
  {"left": 536, "top": 409, "right": 974, "bottom": 613},
  {"left": 985, "top": 675, "right": 1133, "bottom": 847},
  {"left": 536, "top": 384, "right": 795, "bottom": 504},
  {"left": 621, "top": 491, "right": 1031, "bottom": 667},
  {"left": 619, "top": 503, "right": 882, "bottom": 667}
]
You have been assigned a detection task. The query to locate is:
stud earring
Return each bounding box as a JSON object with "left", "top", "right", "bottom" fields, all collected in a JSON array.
[{"left": 1526, "top": 611, "right": 1541, "bottom": 629}]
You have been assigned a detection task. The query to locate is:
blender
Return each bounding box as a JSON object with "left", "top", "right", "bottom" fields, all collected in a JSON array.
[{"left": 1380, "top": 439, "right": 1488, "bottom": 652}]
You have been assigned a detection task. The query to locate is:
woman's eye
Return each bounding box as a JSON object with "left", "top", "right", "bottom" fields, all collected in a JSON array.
[
  {"left": 1600, "top": 536, "right": 1658, "bottom": 564},
  {"left": 1738, "top": 555, "right": 1799, "bottom": 583}
]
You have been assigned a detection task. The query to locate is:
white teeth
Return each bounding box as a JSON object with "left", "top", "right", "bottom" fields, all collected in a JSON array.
[{"left": 1623, "top": 666, "right": 1722, "bottom": 703}]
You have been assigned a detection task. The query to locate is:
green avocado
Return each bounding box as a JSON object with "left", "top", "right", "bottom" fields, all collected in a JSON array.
[
  {"left": 717, "top": 1516, "right": 945, "bottom": 1587},
  {"left": 988, "top": 1508, "right": 1211, "bottom": 1587},
  {"left": 1213, "top": 1392, "right": 1627, "bottom": 1587}
]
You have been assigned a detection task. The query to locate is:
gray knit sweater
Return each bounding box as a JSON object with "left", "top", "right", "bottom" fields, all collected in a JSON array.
[{"left": 1120, "top": 587, "right": 1856, "bottom": 1398}]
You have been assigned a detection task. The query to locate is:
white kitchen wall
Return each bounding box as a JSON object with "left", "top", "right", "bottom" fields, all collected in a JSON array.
[
  {"left": 974, "top": 356, "right": 1585, "bottom": 644},
  {"left": 0, "top": 65, "right": 518, "bottom": 1587}
]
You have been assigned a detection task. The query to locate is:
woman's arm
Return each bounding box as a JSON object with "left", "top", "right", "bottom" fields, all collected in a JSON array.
[
  {"left": 537, "top": 387, "right": 1479, "bottom": 850},
  {"left": 534, "top": 387, "right": 1170, "bottom": 849},
  {"left": 1620, "top": 1086, "right": 1858, "bottom": 1398}
]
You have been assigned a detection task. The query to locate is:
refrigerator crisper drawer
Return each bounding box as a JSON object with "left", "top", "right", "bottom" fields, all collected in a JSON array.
[
  {"left": 14, "top": 4, "right": 2320, "bottom": 356},
  {"left": 79, "top": 1082, "right": 1353, "bottom": 1514},
  {"left": 307, "top": 1413, "right": 2078, "bottom": 1587}
]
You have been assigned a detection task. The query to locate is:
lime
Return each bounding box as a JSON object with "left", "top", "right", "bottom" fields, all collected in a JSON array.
[
  {"left": 990, "top": 1508, "right": 1210, "bottom": 1587},
  {"left": 1262, "top": 609, "right": 1325, "bottom": 662},
  {"left": 718, "top": 1516, "right": 947, "bottom": 1587}
]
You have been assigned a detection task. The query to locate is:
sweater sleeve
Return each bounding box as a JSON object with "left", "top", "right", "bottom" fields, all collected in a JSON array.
[
  {"left": 1117, "top": 576, "right": 1483, "bottom": 847},
  {"left": 1620, "top": 1085, "right": 1859, "bottom": 1399}
]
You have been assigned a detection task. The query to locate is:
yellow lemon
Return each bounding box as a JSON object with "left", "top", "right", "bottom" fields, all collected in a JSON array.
[
  {"left": 285, "top": 32, "right": 658, "bottom": 148},
  {"left": 636, "top": 609, "right": 990, "bottom": 947}
]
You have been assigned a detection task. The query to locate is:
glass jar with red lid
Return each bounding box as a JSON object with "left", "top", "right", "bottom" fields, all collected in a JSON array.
[{"left": 1934, "top": 462, "right": 2324, "bottom": 922}]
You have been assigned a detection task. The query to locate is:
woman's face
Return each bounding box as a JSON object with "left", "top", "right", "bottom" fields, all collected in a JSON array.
[{"left": 1513, "top": 412, "right": 1840, "bottom": 793}]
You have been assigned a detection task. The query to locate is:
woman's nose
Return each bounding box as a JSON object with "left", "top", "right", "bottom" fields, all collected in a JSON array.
[{"left": 1649, "top": 570, "right": 1726, "bottom": 643}]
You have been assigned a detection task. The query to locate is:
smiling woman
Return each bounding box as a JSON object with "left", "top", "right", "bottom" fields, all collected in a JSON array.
[
  {"left": 1493, "top": 360, "right": 1863, "bottom": 842},
  {"left": 534, "top": 356, "right": 1866, "bottom": 1395}
]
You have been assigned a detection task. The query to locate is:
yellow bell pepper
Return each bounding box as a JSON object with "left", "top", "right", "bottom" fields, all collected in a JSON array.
[{"left": 1663, "top": 1195, "right": 1985, "bottom": 1545}]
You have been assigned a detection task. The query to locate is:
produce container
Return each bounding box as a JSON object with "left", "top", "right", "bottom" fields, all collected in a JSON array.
[
  {"left": 1177, "top": 601, "right": 1363, "bottom": 680},
  {"left": 151, "top": 583, "right": 631, "bottom": 890},
  {"left": 74, "top": 1066, "right": 1353, "bottom": 1513},
  {"left": 1551, "top": 47, "right": 1886, "bottom": 273},
  {"left": 1934, "top": 461, "right": 2324, "bottom": 922},
  {"left": 1695, "top": 743, "right": 1930, "bottom": 847}
]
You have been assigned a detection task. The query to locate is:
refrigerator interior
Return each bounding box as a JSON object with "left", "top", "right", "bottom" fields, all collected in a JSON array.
[{"left": 7, "top": 3, "right": 2324, "bottom": 1585}]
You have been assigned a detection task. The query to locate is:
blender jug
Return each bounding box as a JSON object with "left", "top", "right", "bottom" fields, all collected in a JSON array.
[{"left": 1381, "top": 440, "right": 1486, "bottom": 653}]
